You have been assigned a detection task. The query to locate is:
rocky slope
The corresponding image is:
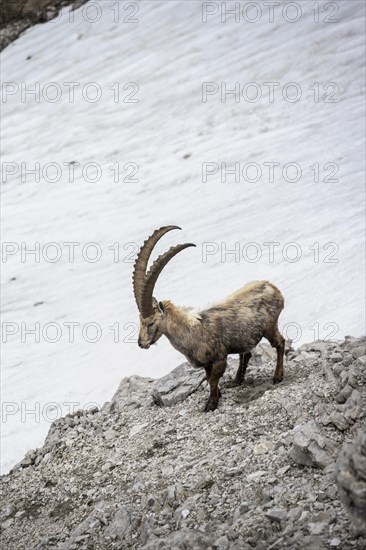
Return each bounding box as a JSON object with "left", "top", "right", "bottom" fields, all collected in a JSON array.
[
  {"left": 0, "top": 0, "right": 87, "bottom": 50},
  {"left": 1, "top": 337, "right": 365, "bottom": 549}
]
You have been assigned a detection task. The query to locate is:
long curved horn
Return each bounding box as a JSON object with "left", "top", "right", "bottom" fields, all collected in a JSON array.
[
  {"left": 140, "top": 243, "right": 196, "bottom": 318},
  {"left": 132, "top": 225, "right": 181, "bottom": 311}
]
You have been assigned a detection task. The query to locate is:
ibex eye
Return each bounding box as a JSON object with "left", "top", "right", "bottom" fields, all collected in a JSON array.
[{"left": 147, "top": 322, "right": 154, "bottom": 328}]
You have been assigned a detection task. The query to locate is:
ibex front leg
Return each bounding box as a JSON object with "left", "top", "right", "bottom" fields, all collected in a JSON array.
[{"left": 204, "top": 359, "right": 226, "bottom": 412}]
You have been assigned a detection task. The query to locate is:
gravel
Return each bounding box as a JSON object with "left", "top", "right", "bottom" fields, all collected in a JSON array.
[{"left": 1, "top": 336, "right": 365, "bottom": 549}]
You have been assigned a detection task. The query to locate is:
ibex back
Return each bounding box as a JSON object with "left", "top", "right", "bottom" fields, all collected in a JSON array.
[{"left": 133, "top": 226, "right": 285, "bottom": 411}]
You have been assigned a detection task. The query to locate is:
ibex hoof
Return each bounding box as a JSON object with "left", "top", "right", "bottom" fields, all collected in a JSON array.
[
  {"left": 204, "top": 400, "right": 218, "bottom": 412},
  {"left": 225, "top": 379, "right": 241, "bottom": 388},
  {"left": 273, "top": 376, "right": 283, "bottom": 385}
]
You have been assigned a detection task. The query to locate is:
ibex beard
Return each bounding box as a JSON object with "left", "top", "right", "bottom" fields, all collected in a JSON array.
[{"left": 133, "top": 226, "right": 285, "bottom": 412}]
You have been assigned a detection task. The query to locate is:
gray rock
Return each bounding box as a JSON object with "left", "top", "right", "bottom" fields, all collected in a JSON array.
[
  {"left": 0, "top": 504, "right": 16, "bottom": 521},
  {"left": 265, "top": 507, "right": 287, "bottom": 522},
  {"left": 352, "top": 346, "right": 366, "bottom": 359},
  {"left": 104, "top": 505, "right": 134, "bottom": 540},
  {"left": 255, "top": 343, "right": 277, "bottom": 362},
  {"left": 301, "top": 535, "right": 325, "bottom": 548},
  {"left": 20, "top": 451, "right": 36, "bottom": 467},
  {"left": 321, "top": 410, "right": 350, "bottom": 431},
  {"left": 56, "top": 501, "right": 111, "bottom": 549},
  {"left": 253, "top": 439, "right": 274, "bottom": 455},
  {"left": 329, "top": 352, "right": 342, "bottom": 362},
  {"left": 345, "top": 336, "right": 365, "bottom": 346},
  {"left": 287, "top": 507, "right": 302, "bottom": 522},
  {"left": 140, "top": 521, "right": 157, "bottom": 546},
  {"left": 1, "top": 518, "right": 14, "bottom": 529},
  {"left": 343, "top": 389, "right": 364, "bottom": 421},
  {"left": 335, "top": 384, "right": 353, "bottom": 404},
  {"left": 329, "top": 537, "right": 341, "bottom": 546},
  {"left": 318, "top": 397, "right": 359, "bottom": 432},
  {"left": 214, "top": 535, "right": 231, "bottom": 550},
  {"left": 335, "top": 430, "right": 366, "bottom": 534},
  {"left": 308, "top": 521, "right": 328, "bottom": 534},
  {"left": 233, "top": 501, "right": 250, "bottom": 519},
  {"left": 298, "top": 341, "right": 334, "bottom": 355},
  {"left": 192, "top": 475, "right": 214, "bottom": 491},
  {"left": 246, "top": 470, "right": 267, "bottom": 481},
  {"left": 152, "top": 363, "right": 206, "bottom": 407},
  {"left": 163, "top": 482, "right": 185, "bottom": 508},
  {"left": 128, "top": 423, "right": 148, "bottom": 438},
  {"left": 143, "top": 528, "right": 214, "bottom": 549},
  {"left": 42, "top": 452, "right": 53, "bottom": 463},
  {"left": 109, "top": 375, "right": 155, "bottom": 411},
  {"left": 358, "top": 356, "right": 366, "bottom": 372},
  {"left": 141, "top": 494, "right": 161, "bottom": 513},
  {"left": 289, "top": 421, "right": 338, "bottom": 468},
  {"left": 292, "top": 354, "right": 307, "bottom": 366}
]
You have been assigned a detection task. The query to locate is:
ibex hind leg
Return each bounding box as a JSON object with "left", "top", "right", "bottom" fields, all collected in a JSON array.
[
  {"left": 226, "top": 352, "right": 251, "bottom": 387},
  {"left": 264, "top": 326, "right": 285, "bottom": 384}
]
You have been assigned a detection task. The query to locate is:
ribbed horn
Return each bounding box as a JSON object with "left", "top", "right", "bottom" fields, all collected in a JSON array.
[
  {"left": 140, "top": 243, "right": 196, "bottom": 318},
  {"left": 132, "top": 226, "right": 181, "bottom": 311}
]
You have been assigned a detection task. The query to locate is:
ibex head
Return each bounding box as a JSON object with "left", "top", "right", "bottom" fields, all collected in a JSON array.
[{"left": 132, "top": 226, "right": 195, "bottom": 349}]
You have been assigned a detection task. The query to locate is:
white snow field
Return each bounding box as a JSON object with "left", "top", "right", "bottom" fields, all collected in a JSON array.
[{"left": 1, "top": 0, "right": 365, "bottom": 473}]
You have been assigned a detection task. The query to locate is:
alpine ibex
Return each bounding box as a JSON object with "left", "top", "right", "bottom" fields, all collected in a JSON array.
[{"left": 133, "top": 226, "right": 285, "bottom": 412}]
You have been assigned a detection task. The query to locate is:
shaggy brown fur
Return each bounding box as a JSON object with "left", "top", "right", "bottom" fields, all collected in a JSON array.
[
  {"left": 133, "top": 227, "right": 285, "bottom": 411},
  {"left": 138, "top": 280, "right": 285, "bottom": 412}
]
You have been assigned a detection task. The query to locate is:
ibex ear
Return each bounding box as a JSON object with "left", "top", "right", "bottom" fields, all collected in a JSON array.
[{"left": 152, "top": 297, "right": 164, "bottom": 314}]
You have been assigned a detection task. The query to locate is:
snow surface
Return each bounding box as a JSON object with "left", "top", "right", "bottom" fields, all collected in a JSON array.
[{"left": 1, "top": 0, "right": 365, "bottom": 473}]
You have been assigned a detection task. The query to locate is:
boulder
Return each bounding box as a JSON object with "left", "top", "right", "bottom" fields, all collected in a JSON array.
[
  {"left": 152, "top": 363, "right": 206, "bottom": 407},
  {"left": 335, "top": 430, "right": 366, "bottom": 534},
  {"left": 104, "top": 505, "right": 134, "bottom": 540},
  {"left": 289, "top": 421, "right": 338, "bottom": 468},
  {"left": 143, "top": 528, "right": 214, "bottom": 549},
  {"left": 109, "top": 375, "right": 155, "bottom": 412}
]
